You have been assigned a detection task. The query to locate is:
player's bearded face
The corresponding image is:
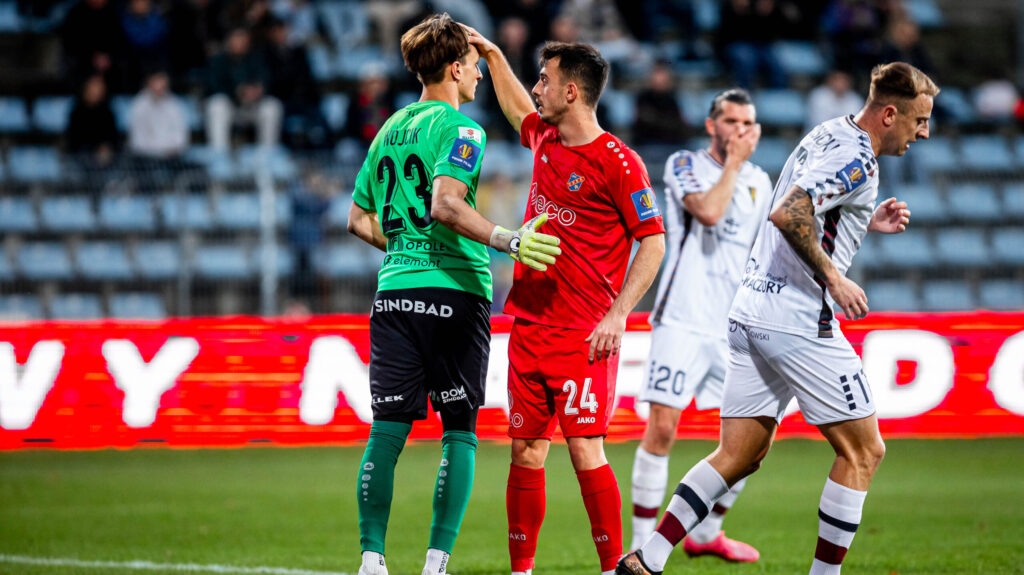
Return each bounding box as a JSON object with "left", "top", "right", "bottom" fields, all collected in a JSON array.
[{"left": 532, "top": 62, "right": 569, "bottom": 123}]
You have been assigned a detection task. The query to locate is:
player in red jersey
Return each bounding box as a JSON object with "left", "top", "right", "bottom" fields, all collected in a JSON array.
[{"left": 468, "top": 29, "right": 666, "bottom": 575}]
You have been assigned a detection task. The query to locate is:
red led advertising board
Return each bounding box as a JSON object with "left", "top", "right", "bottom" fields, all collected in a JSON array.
[{"left": 0, "top": 312, "right": 1022, "bottom": 450}]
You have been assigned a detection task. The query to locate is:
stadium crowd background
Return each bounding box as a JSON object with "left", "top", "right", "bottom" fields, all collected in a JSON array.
[{"left": 0, "top": 0, "right": 1021, "bottom": 320}]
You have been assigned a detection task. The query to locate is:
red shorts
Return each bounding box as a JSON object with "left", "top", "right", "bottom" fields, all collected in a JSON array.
[{"left": 507, "top": 318, "right": 619, "bottom": 439}]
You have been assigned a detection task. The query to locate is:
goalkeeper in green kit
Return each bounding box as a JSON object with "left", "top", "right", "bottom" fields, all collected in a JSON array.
[{"left": 346, "top": 13, "right": 561, "bottom": 575}]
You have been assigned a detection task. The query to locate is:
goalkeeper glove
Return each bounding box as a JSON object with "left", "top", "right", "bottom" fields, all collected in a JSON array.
[{"left": 490, "top": 214, "right": 562, "bottom": 271}]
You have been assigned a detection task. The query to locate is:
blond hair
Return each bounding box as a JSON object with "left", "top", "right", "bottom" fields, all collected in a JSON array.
[{"left": 867, "top": 62, "right": 940, "bottom": 111}]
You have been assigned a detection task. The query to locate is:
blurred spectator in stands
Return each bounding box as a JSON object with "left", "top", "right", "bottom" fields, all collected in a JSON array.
[
  {"left": 126, "top": 69, "right": 191, "bottom": 194},
  {"left": 345, "top": 64, "right": 393, "bottom": 149},
  {"left": 205, "top": 28, "right": 283, "bottom": 151},
  {"left": 633, "top": 60, "right": 688, "bottom": 145},
  {"left": 129, "top": 70, "right": 188, "bottom": 160},
  {"left": 59, "top": 0, "right": 123, "bottom": 89},
  {"left": 269, "top": 0, "right": 317, "bottom": 46},
  {"left": 550, "top": 15, "right": 580, "bottom": 43},
  {"left": 287, "top": 171, "right": 334, "bottom": 313},
  {"left": 558, "top": 0, "right": 638, "bottom": 68},
  {"left": 265, "top": 17, "right": 328, "bottom": 148},
  {"left": 717, "top": 0, "right": 787, "bottom": 89},
  {"left": 823, "top": 0, "right": 889, "bottom": 78},
  {"left": 220, "top": 0, "right": 276, "bottom": 48},
  {"left": 974, "top": 79, "right": 1018, "bottom": 123},
  {"left": 366, "top": 1, "right": 428, "bottom": 57},
  {"left": 168, "top": 0, "right": 221, "bottom": 90},
  {"left": 879, "top": 16, "right": 934, "bottom": 75},
  {"left": 805, "top": 69, "right": 863, "bottom": 131},
  {"left": 121, "top": 0, "right": 170, "bottom": 92},
  {"left": 67, "top": 75, "right": 119, "bottom": 176},
  {"left": 484, "top": 17, "right": 536, "bottom": 140},
  {"left": 484, "top": 0, "right": 553, "bottom": 58}
]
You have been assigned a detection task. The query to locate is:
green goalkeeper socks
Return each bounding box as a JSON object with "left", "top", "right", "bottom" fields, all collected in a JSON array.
[
  {"left": 428, "top": 430, "right": 479, "bottom": 553},
  {"left": 357, "top": 420, "right": 412, "bottom": 554}
]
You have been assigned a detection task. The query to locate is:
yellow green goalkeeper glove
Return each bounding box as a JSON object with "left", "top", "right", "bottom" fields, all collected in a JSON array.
[{"left": 490, "top": 214, "right": 562, "bottom": 271}]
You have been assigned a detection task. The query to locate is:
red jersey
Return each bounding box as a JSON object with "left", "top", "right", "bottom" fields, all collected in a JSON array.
[{"left": 504, "top": 112, "right": 666, "bottom": 330}]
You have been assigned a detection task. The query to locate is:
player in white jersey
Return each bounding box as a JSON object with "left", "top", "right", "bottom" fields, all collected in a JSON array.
[
  {"left": 629, "top": 89, "right": 771, "bottom": 562},
  {"left": 619, "top": 62, "right": 938, "bottom": 575}
]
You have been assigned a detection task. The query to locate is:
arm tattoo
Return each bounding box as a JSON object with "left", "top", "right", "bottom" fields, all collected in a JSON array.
[{"left": 775, "top": 189, "right": 836, "bottom": 282}]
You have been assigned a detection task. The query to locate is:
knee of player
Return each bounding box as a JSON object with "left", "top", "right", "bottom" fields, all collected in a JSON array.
[
  {"left": 865, "top": 438, "right": 886, "bottom": 470},
  {"left": 511, "top": 440, "right": 548, "bottom": 468}
]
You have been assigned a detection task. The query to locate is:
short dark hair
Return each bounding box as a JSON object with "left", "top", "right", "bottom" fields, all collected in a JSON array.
[
  {"left": 400, "top": 13, "right": 471, "bottom": 85},
  {"left": 539, "top": 42, "right": 609, "bottom": 108},
  {"left": 867, "top": 62, "right": 939, "bottom": 112},
  {"left": 708, "top": 88, "right": 754, "bottom": 119}
]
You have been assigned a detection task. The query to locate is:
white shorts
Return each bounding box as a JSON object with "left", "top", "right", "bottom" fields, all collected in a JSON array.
[
  {"left": 721, "top": 321, "right": 876, "bottom": 425},
  {"left": 638, "top": 326, "right": 729, "bottom": 410}
]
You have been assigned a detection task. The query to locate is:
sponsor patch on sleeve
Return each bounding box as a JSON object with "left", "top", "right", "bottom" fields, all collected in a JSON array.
[
  {"left": 448, "top": 138, "right": 481, "bottom": 172},
  {"left": 630, "top": 187, "right": 661, "bottom": 221},
  {"left": 672, "top": 152, "right": 692, "bottom": 176},
  {"left": 837, "top": 159, "right": 867, "bottom": 193},
  {"left": 458, "top": 126, "right": 482, "bottom": 144}
]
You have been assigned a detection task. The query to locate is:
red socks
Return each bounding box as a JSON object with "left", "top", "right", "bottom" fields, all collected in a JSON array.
[
  {"left": 507, "top": 463, "right": 623, "bottom": 573},
  {"left": 578, "top": 464, "right": 623, "bottom": 572},
  {"left": 507, "top": 464, "right": 545, "bottom": 572}
]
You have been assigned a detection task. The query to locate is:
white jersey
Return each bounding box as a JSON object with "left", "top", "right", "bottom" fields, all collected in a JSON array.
[
  {"left": 649, "top": 149, "right": 773, "bottom": 338},
  {"left": 730, "top": 115, "right": 880, "bottom": 338}
]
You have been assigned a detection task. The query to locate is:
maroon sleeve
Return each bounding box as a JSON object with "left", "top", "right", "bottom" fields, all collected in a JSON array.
[
  {"left": 519, "top": 112, "right": 541, "bottom": 150},
  {"left": 611, "top": 149, "right": 666, "bottom": 239}
]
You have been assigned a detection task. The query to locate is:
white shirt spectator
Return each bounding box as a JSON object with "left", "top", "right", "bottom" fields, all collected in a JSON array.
[
  {"left": 805, "top": 71, "right": 864, "bottom": 134},
  {"left": 129, "top": 74, "right": 188, "bottom": 158}
]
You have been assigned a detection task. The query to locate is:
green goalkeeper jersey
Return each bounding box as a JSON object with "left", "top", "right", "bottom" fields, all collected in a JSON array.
[{"left": 352, "top": 100, "right": 492, "bottom": 301}]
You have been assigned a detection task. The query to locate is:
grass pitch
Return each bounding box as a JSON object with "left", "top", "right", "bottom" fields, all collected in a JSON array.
[{"left": 1, "top": 439, "right": 1022, "bottom": 574}]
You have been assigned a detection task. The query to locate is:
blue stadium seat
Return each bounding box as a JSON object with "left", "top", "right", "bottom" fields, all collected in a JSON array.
[
  {"left": 31, "top": 96, "right": 73, "bottom": 134},
  {"left": 237, "top": 145, "right": 296, "bottom": 180},
  {"left": 753, "top": 89, "right": 805, "bottom": 127},
  {"left": 959, "top": 135, "right": 1014, "bottom": 171},
  {"left": 904, "top": 0, "right": 945, "bottom": 28},
  {"left": 50, "top": 293, "right": 103, "bottom": 319},
  {"left": 134, "top": 241, "right": 181, "bottom": 280},
  {"left": 979, "top": 280, "right": 1024, "bottom": 311},
  {"left": 99, "top": 195, "right": 155, "bottom": 232},
  {"left": 184, "top": 97, "right": 202, "bottom": 132},
  {"left": 336, "top": 48, "right": 390, "bottom": 81},
  {"left": 1001, "top": 183, "right": 1024, "bottom": 219},
  {"left": 318, "top": 1, "right": 369, "bottom": 49},
  {"left": 109, "top": 292, "right": 166, "bottom": 319},
  {"left": 772, "top": 41, "right": 827, "bottom": 77},
  {"left": 321, "top": 93, "right": 350, "bottom": 132},
  {"left": 111, "top": 95, "right": 132, "bottom": 132},
  {"left": 214, "top": 191, "right": 261, "bottom": 230},
  {"left": 0, "top": 294, "right": 43, "bottom": 320},
  {"left": 749, "top": 137, "right": 793, "bottom": 174},
  {"left": 17, "top": 242, "right": 73, "bottom": 280},
  {"left": 0, "top": 250, "right": 12, "bottom": 281},
  {"left": 183, "top": 145, "right": 239, "bottom": 180},
  {"left": 934, "top": 87, "right": 976, "bottom": 125},
  {"left": 160, "top": 193, "right": 213, "bottom": 229},
  {"left": 275, "top": 193, "right": 292, "bottom": 227},
  {"left": 866, "top": 279, "right": 919, "bottom": 311},
  {"left": 891, "top": 184, "right": 946, "bottom": 224},
  {"left": 601, "top": 89, "right": 636, "bottom": 129},
  {"left": 306, "top": 44, "right": 334, "bottom": 81},
  {"left": 76, "top": 242, "right": 134, "bottom": 280},
  {"left": 316, "top": 242, "right": 373, "bottom": 278},
  {"left": 921, "top": 280, "right": 974, "bottom": 311},
  {"left": 677, "top": 90, "right": 717, "bottom": 126},
  {"left": 326, "top": 193, "right": 352, "bottom": 229},
  {"left": 484, "top": 141, "right": 534, "bottom": 179},
  {"left": 40, "top": 195, "right": 95, "bottom": 232},
  {"left": 0, "top": 97, "right": 29, "bottom": 132},
  {"left": 875, "top": 231, "right": 935, "bottom": 268},
  {"left": 911, "top": 136, "right": 959, "bottom": 173},
  {"left": 393, "top": 91, "right": 419, "bottom": 110},
  {"left": 991, "top": 228, "right": 1024, "bottom": 265},
  {"left": 956, "top": 183, "right": 1002, "bottom": 222},
  {"left": 934, "top": 228, "right": 988, "bottom": 267},
  {"left": 0, "top": 1, "right": 22, "bottom": 32},
  {"left": 693, "top": 0, "right": 720, "bottom": 30},
  {"left": 8, "top": 146, "right": 61, "bottom": 182},
  {"left": 851, "top": 234, "right": 883, "bottom": 272},
  {"left": 194, "top": 245, "right": 254, "bottom": 279},
  {"left": 0, "top": 196, "right": 37, "bottom": 232}
]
